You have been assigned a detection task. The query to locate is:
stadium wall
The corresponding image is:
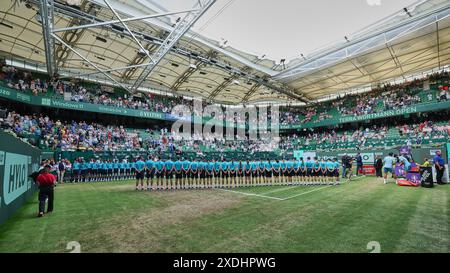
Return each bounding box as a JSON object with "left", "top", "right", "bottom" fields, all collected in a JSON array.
[{"left": 0, "top": 132, "right": 41, "bottom": 225}]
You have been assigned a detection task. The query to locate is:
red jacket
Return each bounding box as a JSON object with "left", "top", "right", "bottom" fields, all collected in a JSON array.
[{"left": 37, "top": 173, "right": 56, "bottom": 186}]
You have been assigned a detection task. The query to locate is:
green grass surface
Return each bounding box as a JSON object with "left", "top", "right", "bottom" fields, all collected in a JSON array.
[{"left": 0, "top": 177, "right": 449, "bottom": 253}]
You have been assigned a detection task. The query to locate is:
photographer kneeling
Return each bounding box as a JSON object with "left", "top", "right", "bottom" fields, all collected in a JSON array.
[{"left": 37, "top": 165, "right": 56, "bottom": 217}]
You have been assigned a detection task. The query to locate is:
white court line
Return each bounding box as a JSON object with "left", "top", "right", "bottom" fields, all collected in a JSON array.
[
  {"left": 217, "top": 188, "right": 284, "bottom": 200},
  {"left": 347, "top": 175, "right": 366, "bottom": 181},
  {"left": 261, "top": 186, "right": 301, "bottom": 195},
  {"left": 281, "top": 185, "right": 334, "bottom": 201}
]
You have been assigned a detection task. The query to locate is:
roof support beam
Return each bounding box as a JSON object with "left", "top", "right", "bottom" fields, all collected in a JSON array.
[
  {"left": 51, "top": 33, "right": 131, "bottom": 92},
  {"left": 171, "top": 60, "right": 207, "bottom": 91},
  {"left": 58, "top": 62, "right": 155, "bottom": 79},
  {"left": 121, "top": 43, "right": 159, "bottom": 81},
  {"left": 131, "top": 0, "right": 217, "bottom": 92},
  {"left": 37, "top": 1, "right": 290, "bottom": 102},
  {"left": 242, "top": 83, "right": 262, "bottom": 103},
  {"left": 208, "top": 74, "right": 239, "bottom": 99},
  {"left": 52, "top": 9, "right": 197, "bottom": 33},
  {"left": 39, "top": 0, "right": 57, "bottom": 76}
]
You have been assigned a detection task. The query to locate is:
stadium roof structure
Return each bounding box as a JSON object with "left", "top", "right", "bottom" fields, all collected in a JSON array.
[{"left": 0, "top": 0, "right": 449, "bottom": 105}]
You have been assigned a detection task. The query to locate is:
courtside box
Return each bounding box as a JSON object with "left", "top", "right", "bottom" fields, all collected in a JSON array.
[{"left": 0, "top": 132, "right": 41, "bottom": 224}]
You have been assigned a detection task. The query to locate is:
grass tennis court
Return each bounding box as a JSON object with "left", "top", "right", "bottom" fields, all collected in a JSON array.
[{"left": 0, "top": 177, "right": 448, "bottom": 253}]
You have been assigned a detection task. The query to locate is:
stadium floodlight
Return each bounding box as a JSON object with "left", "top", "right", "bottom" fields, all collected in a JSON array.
[
  {"left": 232, "top": 80, "right": 240, "bottom": 85},
  {"left": 189, "top": 63, "right": 198, "bottom": 70}
]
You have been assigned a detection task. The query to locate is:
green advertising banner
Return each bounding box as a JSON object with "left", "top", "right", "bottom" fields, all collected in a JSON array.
[
  {"left": 279, "top": 101, "right": 450, "bottom": 130},
  {"left": 0, "top": 132, "right": 41, "bottom": 225},
  {"left": 0, "top": 86, "right": 165, "bottom": 120}
]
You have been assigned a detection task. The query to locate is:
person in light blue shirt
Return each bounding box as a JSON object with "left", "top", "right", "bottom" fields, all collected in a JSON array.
[
  {"left": 242, "top": 159, "right": 252, "bottom": 187},
  {"left": 165, "top": 158, "right": 175, "bottom": 189},
  {"left": 135, "top": 157, "right": 146, "bottom": 190},
  {"left": 319, "top": 159, "right": 327, "bottom": 183},
  {"left": 174, "top": 158, "right": 183, "bottom": 189},
  {"left": 293, "top": 158, "right": 300, "bottom": 183},
  {"left": 125, "top": 160, "right": 132, "bottom": 178},
  {"left": 305, "top": 157, "right": 314, "bottom": 178},
  {"left": 250, "top": 160, "right": 259, "bottom": 185},
  {"left": 72, "top": 159, "right": 81, "bottom": 182},
  {"left": 207, "top": 160, "right": 215, "bottom": 188},
  {"left": 155, "top": 158, "right": 165, "bottom": 189},
  {"left": 299, "top": 157, "right": 306, "bottom": 182},
  {"left": 91, "top": 160, "right": 99, "bottom": 181},
  {"left": 272, "top": 160, "right": 281, "bottom": 184},
  {"left": 107, "top": 160, "right": 114, "bottom": 179},
  {"left": 131, "top": 160, "right": 137, "bottom": 176},
  {"left": 190, "top": 159, "right": 199, "bottom": 188},
  {"left": 280, "top": 159, "right": 287, "bottom": 184},
  {"left": 214, "top": 159, "right": 221, "bottom": 183},
  {"left": 286, "top": 160, "right": 294, "bottom": 184},
  {"left": 145, "top": 156, "right": 155, "bottom": 189},
  {"left": 325, "top": 159, "right": 335, "bottom": 183},
  {"left": 119, "top": 160, "right": 126, "bottom": 179},
  {"left": 113, "top": 160, "right": 120, "bottom": 180},
  {"left": 86, "top": 160, "right": 93, "bottom": 182},
  {"left": 198, "top": 160, "right": 207, "bottom": 188},
  {"left": 182, "top": 158, "right": 191, "bottom": 187},
  {"left": 383, "top": 153, "right": 396, "bottom": 184},
  {"left": 332, "top": 158, "right": 340, "bottom": 184},
  {"left": 398, "top": 155, "right": 411, "bottom": 172},
  {"left": 264, "top": 160, "right": 272, "bottom": 185},
  {"left": 313, "top": 158, "right": 321, "bottom": 183},
  {"left": 100, "top": 160, "right": 108, "bottom": 181}
]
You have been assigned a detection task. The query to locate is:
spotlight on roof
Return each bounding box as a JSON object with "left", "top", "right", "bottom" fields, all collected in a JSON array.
[
  {"left": 138, "top": 48, "right": 149, "bottom": 56},
  {"left": 344, "top": 36, "right": 350, "bottom": 42},
  {"left": 35, "top": 12, "right": 42, "bottom": 23},
  {"left": 232, "top": 80, "right": 240, "bottom": 85},
  {"left": 189, "top": 63, "right": 197, "bottom": 69},
  {"left": 403, "top": 7, "right": 412, "bottom": 17},
  {"left": 65, "top": 0, "right": 82, "bottom": 6},
  {"left": 219, "top": 38, "right": 228, "bottom": 48}
]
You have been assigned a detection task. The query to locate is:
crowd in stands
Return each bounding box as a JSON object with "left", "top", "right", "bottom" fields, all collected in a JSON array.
[
  {"left": 280, "top": 70, "right": 449, "bottom": 125},
  {"left": 2, "top": 61, "right": 449, "bottom": 128},
  {"left": 279, "top": 118, "right": 449, "bottom": 151},
  {"left": 0, "top": 61, "right": 193, "bottom": 114},
  {"left": 1, "top": 106, "right": 448, "bottom": 155}
]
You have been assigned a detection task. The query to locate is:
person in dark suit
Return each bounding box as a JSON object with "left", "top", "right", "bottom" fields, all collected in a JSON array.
[
  {"left": 36, "top": 165, "right": 57, "bottom": 217},
  {"left": 375, "top": 155, "right": 383, "bottom": 177}
]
